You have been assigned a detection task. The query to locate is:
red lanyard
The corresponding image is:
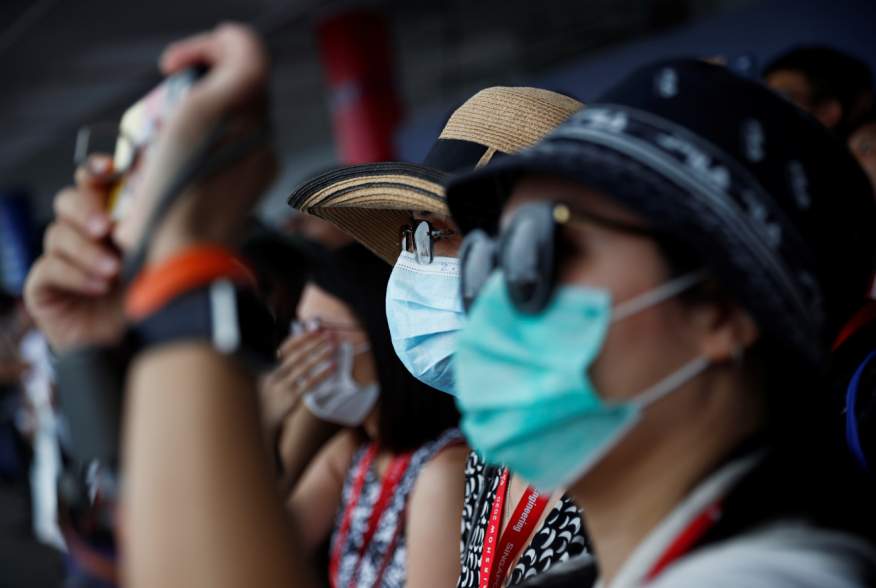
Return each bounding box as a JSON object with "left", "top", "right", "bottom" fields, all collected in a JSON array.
[
  {"left": 644, "top": 500, "right": 723, "bottom": 582},
  {"left": 330, "top": 443, "right": 412, "bottom": 588},
  {"left": 479, "top": 469, "right": 552, "bottom": 588}
]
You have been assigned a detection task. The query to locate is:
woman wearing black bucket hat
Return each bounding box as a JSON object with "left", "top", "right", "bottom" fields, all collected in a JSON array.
[{"left": 446, "top": 59, "right": 876, "bottom": 587}]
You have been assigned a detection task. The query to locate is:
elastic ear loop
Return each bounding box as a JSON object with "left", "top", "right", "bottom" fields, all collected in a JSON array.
[{"left": 846, "top": 350, "right": 876, "bottom": 473}]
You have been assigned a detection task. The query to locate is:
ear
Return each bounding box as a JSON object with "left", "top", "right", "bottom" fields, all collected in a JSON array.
[
  {"left": 691, "top": 300, "right": 760, "bottom": 363},
  {"left": 814, "top": 99, "right": 843, "bottom": 130}
]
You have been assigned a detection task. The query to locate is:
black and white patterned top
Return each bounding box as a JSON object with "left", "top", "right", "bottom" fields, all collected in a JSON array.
[
  {"left": 457, "top": 451, "right": 590, "bottom": 588},
  {"left": 330, "top": 428, "right": 464, "bottom": 588}
]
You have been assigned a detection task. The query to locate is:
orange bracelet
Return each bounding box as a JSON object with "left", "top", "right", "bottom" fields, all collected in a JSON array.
[{"left": 125, "top": 245, "right": 256, "bottom": 321}]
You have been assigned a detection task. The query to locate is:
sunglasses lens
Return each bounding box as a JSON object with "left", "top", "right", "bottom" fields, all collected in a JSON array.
[
  {"left": 414, "top": 221, "right": 433, "bottom": 264},
  {"left": 460, "top": 230, "right": 497, "bottom": 312},
  {"left": 501, "top": 203, "right": 556, "bottom": 313}
]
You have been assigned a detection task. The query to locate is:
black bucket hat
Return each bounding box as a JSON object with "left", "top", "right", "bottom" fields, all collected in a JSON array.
[{"left": 446, "top": 59, "right": 876, "bottom": 364}]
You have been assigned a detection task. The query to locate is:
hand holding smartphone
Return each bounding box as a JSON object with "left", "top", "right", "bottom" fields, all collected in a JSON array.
[{"left": 76, "top": 68, "right": 205, "bottom": 221}]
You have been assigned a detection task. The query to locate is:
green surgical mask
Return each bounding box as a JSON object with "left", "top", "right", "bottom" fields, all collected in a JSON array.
[{"left": 455, "top": 271, "right": 708, "bottom": 491}]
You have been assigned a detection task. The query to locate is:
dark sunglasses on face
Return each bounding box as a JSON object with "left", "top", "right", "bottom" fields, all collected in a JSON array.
[
  {"left": 400, "top": 219, "right": 456, "bottom": 265},
  {"left": 459, "top": 201, "right": 656, "bottom": 314}
]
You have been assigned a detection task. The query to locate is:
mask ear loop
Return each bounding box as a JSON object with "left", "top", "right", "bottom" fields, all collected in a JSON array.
[
  {"left": 612, "top": 270, "right": 708, "bottom": 323},
  {"left": 607, "top": 269, "right": 711, "bottom": 410},
  {"left": 630, "top": 355, "right": 711, "bottom": 410}
]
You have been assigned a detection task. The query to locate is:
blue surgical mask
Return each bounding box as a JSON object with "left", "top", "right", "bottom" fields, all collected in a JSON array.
[
  {"left": 385, "top": 251, "right": 465, "bottom": 394},
  {"left": 455, "top": 271, "right": 707, "bottom": 491}
]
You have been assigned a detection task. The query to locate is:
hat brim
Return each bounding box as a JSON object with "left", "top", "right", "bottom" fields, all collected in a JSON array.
[
  {"left": 288, "top": 161, "right": 449, "bottom": 264},
  {"left": 445, "top": 123, "right": 823, "bottom": 364}
]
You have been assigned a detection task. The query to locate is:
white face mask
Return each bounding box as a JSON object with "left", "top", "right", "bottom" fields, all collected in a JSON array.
[{"left": 303, "top": 342, "right": 379, "bottom": 426}]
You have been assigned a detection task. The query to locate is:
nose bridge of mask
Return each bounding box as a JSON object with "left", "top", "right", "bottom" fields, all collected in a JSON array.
[
  {"left": 611, "top": 270, "right": 706, "bottom": 323},
  {"left": 392, "top": 251, "right": 463, "bottom": 299},
  {"left": 387, "top": 251, "right": 466, "bottom": 330}
]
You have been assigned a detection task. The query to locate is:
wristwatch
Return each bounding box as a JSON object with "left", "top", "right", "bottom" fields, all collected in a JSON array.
[{"left": 129, "top": 279, "right": 276, "bottom": 368}]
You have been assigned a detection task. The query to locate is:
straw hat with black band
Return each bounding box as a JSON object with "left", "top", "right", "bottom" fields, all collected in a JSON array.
[{"left": 287, "top": 87, "right": 583, "bottom": 264}]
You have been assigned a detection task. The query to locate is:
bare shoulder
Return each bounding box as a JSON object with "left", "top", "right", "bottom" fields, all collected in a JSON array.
[
  {"left": 411, "top": 444, "right": 469, "bottom": 500},
  {"left": 321, "top": 429, "right": 362, "bottom": 481}
]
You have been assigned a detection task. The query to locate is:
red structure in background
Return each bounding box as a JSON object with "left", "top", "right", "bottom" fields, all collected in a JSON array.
[{"left": 317, "top": 9, "right": 403, "bottom": 164}]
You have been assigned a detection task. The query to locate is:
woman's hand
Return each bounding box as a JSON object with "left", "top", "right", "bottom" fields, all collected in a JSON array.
[
  {"left": 24, "top": 156, "right": 125, "bottom": 352},
  {"left": 259, "top": 328, "right": 337, "bottom": 439},
  {"left": 26, "top": 24, "right": 276, "bottom": 353},
  {"left": 114, "top": 23, "right": 277, "bottom": 265}
]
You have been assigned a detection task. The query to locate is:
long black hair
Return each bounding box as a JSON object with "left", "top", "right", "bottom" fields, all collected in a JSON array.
[
  {"left": 307, "top": 242, "right": 460, "bottom": 454},
  {"left": 658, "top": 236, "right": 876, "bottom": 558}
]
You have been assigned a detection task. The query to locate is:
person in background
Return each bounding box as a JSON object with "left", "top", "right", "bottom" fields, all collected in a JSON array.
[
  {"left": 289, "top": 85, "right": 591, "bottom": 587},
  {"left": 444, "top": 58, "right": 876, "bottom": 587},
  {"left": 239, "top": 220, "right": 312, "bottom": 346},
  {"left": 284, "top": 212, "right": 354, "bottom": 249},
  {"left": 22, "top": 24, "right": 465, "bottom": 587},
  {"left": 0, "top": 291, "right": 64, "bottom": 585},
  {"left": 849, "top": 109, "right": 876, "bottom": 195},
  {"left": 763, "top": 45, "right": 873, "bottom": 139},
  {"left": 260, "top": 242, "right": 465, "bottom": 587}
]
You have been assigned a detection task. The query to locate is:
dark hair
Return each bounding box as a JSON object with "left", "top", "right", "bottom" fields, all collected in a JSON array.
[
  {"left": 240, "top": 220, "right": 313, "bottom": 347},
  {"left": 307, "top": 243, "right": 459, "bottom": 453},
  {"left": 658, "top": 237, "right": 876, "bottom": 550},
  {"left": 764, "top": 46, "right": 873, "bottom": 136}
]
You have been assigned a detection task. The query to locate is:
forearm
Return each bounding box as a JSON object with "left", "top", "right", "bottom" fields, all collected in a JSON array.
[
  {"left": 122, "top": 342, "right": 316, "bottom": 588},
  {"left": 278, "top": 404, "right": 340, "bottom": 493}
]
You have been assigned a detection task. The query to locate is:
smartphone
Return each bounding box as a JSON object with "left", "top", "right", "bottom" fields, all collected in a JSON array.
[{"left": 105, "top": 67, "right": 204, "bottom": 219}]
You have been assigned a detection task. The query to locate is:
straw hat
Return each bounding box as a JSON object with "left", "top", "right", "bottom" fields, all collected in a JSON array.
[{"left": 287, "top": 87, "right": 583, "bottom": 263}]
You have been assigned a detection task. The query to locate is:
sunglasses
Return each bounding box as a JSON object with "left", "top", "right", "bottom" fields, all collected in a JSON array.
[
  {"left": 400, "top": 219, "right": 456, "bottom": 265},
  {"left": 459, "top": 201, "right": 656, "bottom": 314}
]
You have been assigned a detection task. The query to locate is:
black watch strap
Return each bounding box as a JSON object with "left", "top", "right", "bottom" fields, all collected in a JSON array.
[{"left": 129, "top": 280, "right": 276, "bottom": 369}]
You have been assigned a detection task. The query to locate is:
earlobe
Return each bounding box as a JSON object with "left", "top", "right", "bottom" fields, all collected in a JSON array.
[{"left": 699, "top": 304, "right": 759, "bottom": 363}]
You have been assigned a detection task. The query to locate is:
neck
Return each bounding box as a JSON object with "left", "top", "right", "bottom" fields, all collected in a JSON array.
[{"left": 569, "top": 370, "right": 763, "bottom": 584}]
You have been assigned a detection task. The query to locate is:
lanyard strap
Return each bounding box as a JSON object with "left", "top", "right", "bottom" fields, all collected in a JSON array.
[
  {"left": 330, "top": 443, "right": 412, "bottom": 588},
  {"left": 479, "top": 470, "right": 552, "bottom": 588},
  {"left": 644, "top": 500, "right": 722, "bottom": 582},
  {"left": 358, "top": 452, "right": 413, "bottom": 556}
]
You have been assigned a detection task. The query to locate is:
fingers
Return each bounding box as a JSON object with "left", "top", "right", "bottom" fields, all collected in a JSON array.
[
  {"left": 43, "top": 222, "right": 119, "bottom": 279},
  {"left": 290, "top": 359, "right": 334, "bottom": 394},
  {"left": 74, "top": 154, "right": 115, "bottom": 188},
  {"left": 259, "top": 339, "right": 335, "bottom": 431},
  {"left": 277, "top": 328, "right": 333, "bottom": 359},
  {"left": 159, "top": 23, "right": 269, "bottom": 125},
  {"left": 25, "top": 255, "right": 109, "bottom": 300},
  {"left": 272, "top": 337, "right": 337, "bottom": 389},
  {"left": 53, "top": 185, "right": 112, "bottom": 240}
]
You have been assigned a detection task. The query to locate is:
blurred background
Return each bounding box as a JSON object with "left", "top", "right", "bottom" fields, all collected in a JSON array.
[
  {"left": 0, "top": 0, "right": 874, "bottom": 584},
  {"left": 1, "top": 0, "right": 874, "bottom": 233}
]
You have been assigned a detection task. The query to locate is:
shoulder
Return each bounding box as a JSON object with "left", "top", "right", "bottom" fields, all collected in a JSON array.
[
  {"left": 321, "top": 429, "right": 364, "bottom": 481},
  {"left": 407, "top": 444, "right": 469, "bottom": 520},
  {"left": 413, "top": 444, "right": 469, "bottom": 495},
  {"left": 651, "top": 521, "right": 876, "bottom": 588}
]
